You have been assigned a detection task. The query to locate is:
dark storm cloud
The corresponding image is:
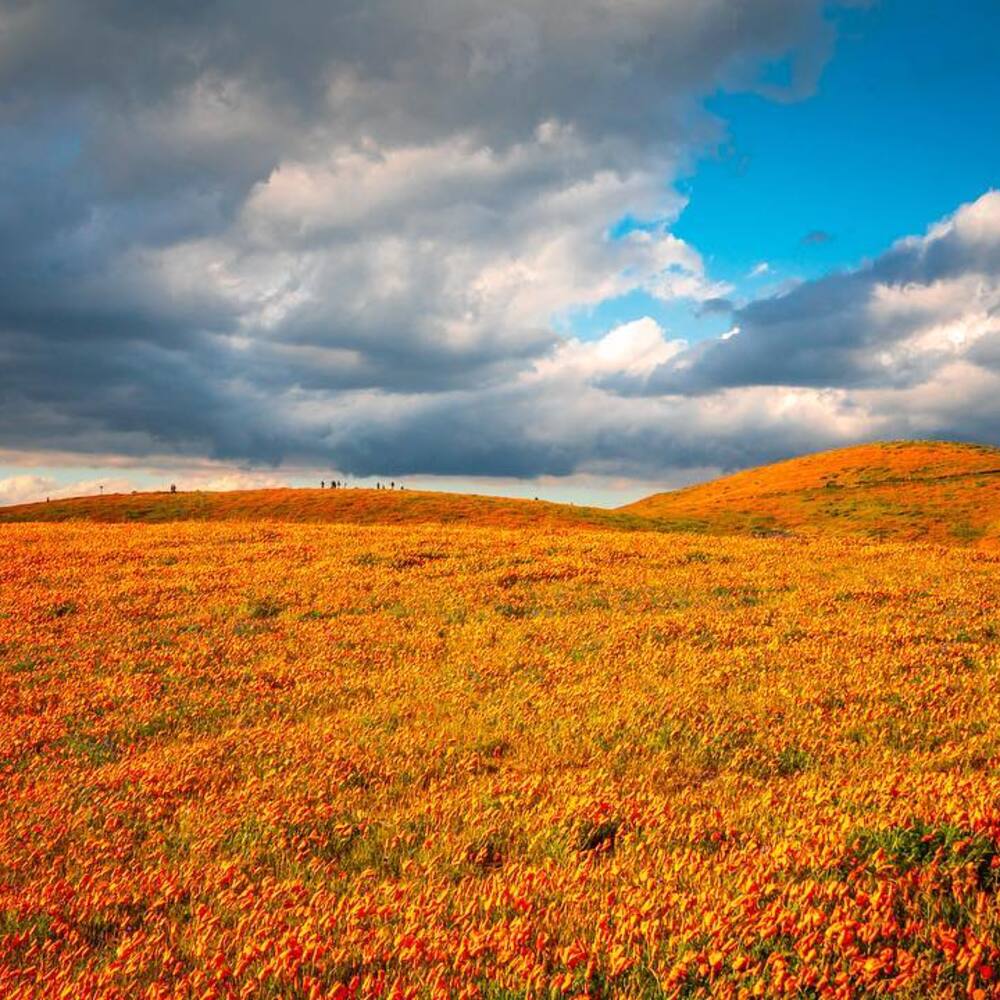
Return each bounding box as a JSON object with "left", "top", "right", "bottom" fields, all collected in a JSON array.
[
  {"left": 0, "top": 0, "right": 891, "bottom": 478},
  {"left": 299, "top": 380, "right": 863, "bottom": 479},
  {"left": 0, "top": 1, "right": 834, "bottom": 141},
  {"left": 696, "top": 297, "right": 735, "bottom": 316},
  {"left": 637, "top": 269, "right": 882, "bottom": 393}
]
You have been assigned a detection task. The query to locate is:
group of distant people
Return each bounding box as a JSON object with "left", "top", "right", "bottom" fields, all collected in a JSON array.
[
  {"left": 320, "top": 480, "right": 404, "bottom": 490},
  {"left": 49, "top": 479, "right": 417, "bottom": 502}
]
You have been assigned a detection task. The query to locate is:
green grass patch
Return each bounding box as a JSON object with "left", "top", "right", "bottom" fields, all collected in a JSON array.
[{"left": 850, "top": 819, "right": 1000, "bottom": 887}]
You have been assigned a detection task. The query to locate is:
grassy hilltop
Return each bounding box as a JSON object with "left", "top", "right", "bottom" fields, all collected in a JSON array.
[
  {"left": 7, "top": 441, "right": 1000, "bottom": 545},
  {"left": 623, "top": 440, "right": 1000, "bottom": 544},
  {"left": 0, "top": 485, "right": 666, "bottom": 533}
]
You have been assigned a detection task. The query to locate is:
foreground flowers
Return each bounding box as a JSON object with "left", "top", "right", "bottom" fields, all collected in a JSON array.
[{"left": 2, "top": 521, "right": 1000, "bottom": 998}]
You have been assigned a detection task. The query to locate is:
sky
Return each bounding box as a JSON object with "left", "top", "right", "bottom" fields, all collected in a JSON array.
[{"left": 0, "top": 0, "right": 998, "bottom": 507}]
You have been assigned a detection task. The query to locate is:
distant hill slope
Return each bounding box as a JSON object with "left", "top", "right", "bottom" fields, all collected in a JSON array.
[
  {"left": 622, "top": 440, "right": 1000, "bottom": 544},
  {"left": 7, "top": 441, "right": 1000, "bottom": 543},
  {"left": 0, "top": 486, "right": 667, "bottom": 533}
]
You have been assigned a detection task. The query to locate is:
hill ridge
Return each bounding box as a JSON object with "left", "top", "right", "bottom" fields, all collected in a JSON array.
[
  {"left": 0, "top": 485, "right": 669, "bottom": 534},
  {"left": 5, "top": 440, "right": 1000, "bottom": 544},
  {"left": 622, "top": 440, "right": 1000, "bottom": 545}
]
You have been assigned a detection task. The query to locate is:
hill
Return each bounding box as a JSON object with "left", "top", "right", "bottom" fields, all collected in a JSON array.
[
  {"left": 0, "top": 485, "right": 664, "bottom": 533},
  {"left": 622, "top": 440, "right": 1000, "bottom": 544},
  {"left": 6, "top": 450, "right": 1000, "bottom": 995},
  {"left": 6, "top": 441, "right": 1000, "bottom": 544},
  {"left": 3, "top": 517, "right": 1000, "bottom": 997}
]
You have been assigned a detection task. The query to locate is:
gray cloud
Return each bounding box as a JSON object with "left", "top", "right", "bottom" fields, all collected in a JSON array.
[
  {"left": 696, "top": 297, "right": 736, "bottom": 316},
  {"left": 22, "top": 1, "right": 1000, "bottom": 484},
  {"left": 632, "top": 192, "right": 1000, "bottom": 397},
  {"left": 0, "top": 0, "right": 849, "bottom": 478},
  {"left": 0, "top": 2, "right": 834, "bottom": 141},
  {"left": 801, "top": 229, "right": 834, "bottom": 245}
]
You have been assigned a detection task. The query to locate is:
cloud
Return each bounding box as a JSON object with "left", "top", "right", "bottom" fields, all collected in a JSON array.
[
  {"left": 296, "top": 377, "right": 875, "bottom": 480},
  {"left": 801, "top": 229, "right": 834, "bottom": 245},
  {"left": 0, "top": 467, "right": 303, "bottom": 506},
  {"left": 697, "top": 297, "right": 736, "bottom": 316},
  {"left": 0, "top": 474, "right": 137, "bottom": 505},
  {"left": 13, "top": 0, "right": 978, "bottom": 485},
  {"left": 533, "top": 318, "right": 686, "bottom": 381},
  {"left": 0, "top": 475, "right": 57, "bottom": 505},
  {"left": 631, "top": 191, "right": 1000, "bottom": 398},
  {"left": 0, "top": 1, "right": 845, "bottom": 468}
]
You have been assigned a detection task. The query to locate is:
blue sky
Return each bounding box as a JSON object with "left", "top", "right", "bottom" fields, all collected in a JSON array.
[
  {"left": 676, "top": 0, "right": 999, "bottom": 282},
  {"left": 0, "top": 0, "right": 998, "bottom": 506},
  {"left": 567, "top": 0, "right": 1000, "bottom": 349}
]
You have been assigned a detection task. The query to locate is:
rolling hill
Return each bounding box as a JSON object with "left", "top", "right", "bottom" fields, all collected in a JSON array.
[
  {"left": 622, "top": 440, "right": 1000, "bottom": 544},
  {"left": 5, "top": 440, "right": 1000, "bottom": 544},
  {"left": 6, "top": 445, "right": 1000, "bottom": 995},
  {"left": 0, "top": 485, "right": 664, "bottom": 533}
]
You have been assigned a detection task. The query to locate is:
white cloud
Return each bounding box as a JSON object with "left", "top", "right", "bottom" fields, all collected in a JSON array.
[
  {"left": 0, "top": 475, "right": 57, "bottom": 505},
  {"left": 533, "top": 318, "right": 686, "bottom": 380},
  {"left": 0, "top": 475, "right": 135, "bottom": 505},
  {"left": 160, "top": 128, "right": 706, "bottom": 376},
  {"left": 637, "top": 190, "right": 1000, "bottom": 397}
]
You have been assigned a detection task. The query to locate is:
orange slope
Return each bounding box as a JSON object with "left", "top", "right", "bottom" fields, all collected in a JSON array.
[
  {"left": 0, "top": 485, "right": 664, "bottom": 533},
  {"left": 7, "top": 441, "right": 1000, "bottom": 543},
  {"left": 621, "top": 440, "right": 1000, "bottom": 544}
]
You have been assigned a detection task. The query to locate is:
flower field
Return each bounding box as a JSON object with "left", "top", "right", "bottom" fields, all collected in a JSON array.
[{"left": 3, "top": 519, "right": 1000, "bottom": 998}]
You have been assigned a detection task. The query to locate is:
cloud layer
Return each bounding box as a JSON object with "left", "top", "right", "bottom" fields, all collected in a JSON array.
[{"left": 1, "top": 1, "right": 997, "bottom": 484}]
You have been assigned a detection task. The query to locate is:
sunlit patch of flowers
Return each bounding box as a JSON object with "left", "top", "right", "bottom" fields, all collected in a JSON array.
[{"left": 3, "top": 521, "right": 1000, "bottom": 998}]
